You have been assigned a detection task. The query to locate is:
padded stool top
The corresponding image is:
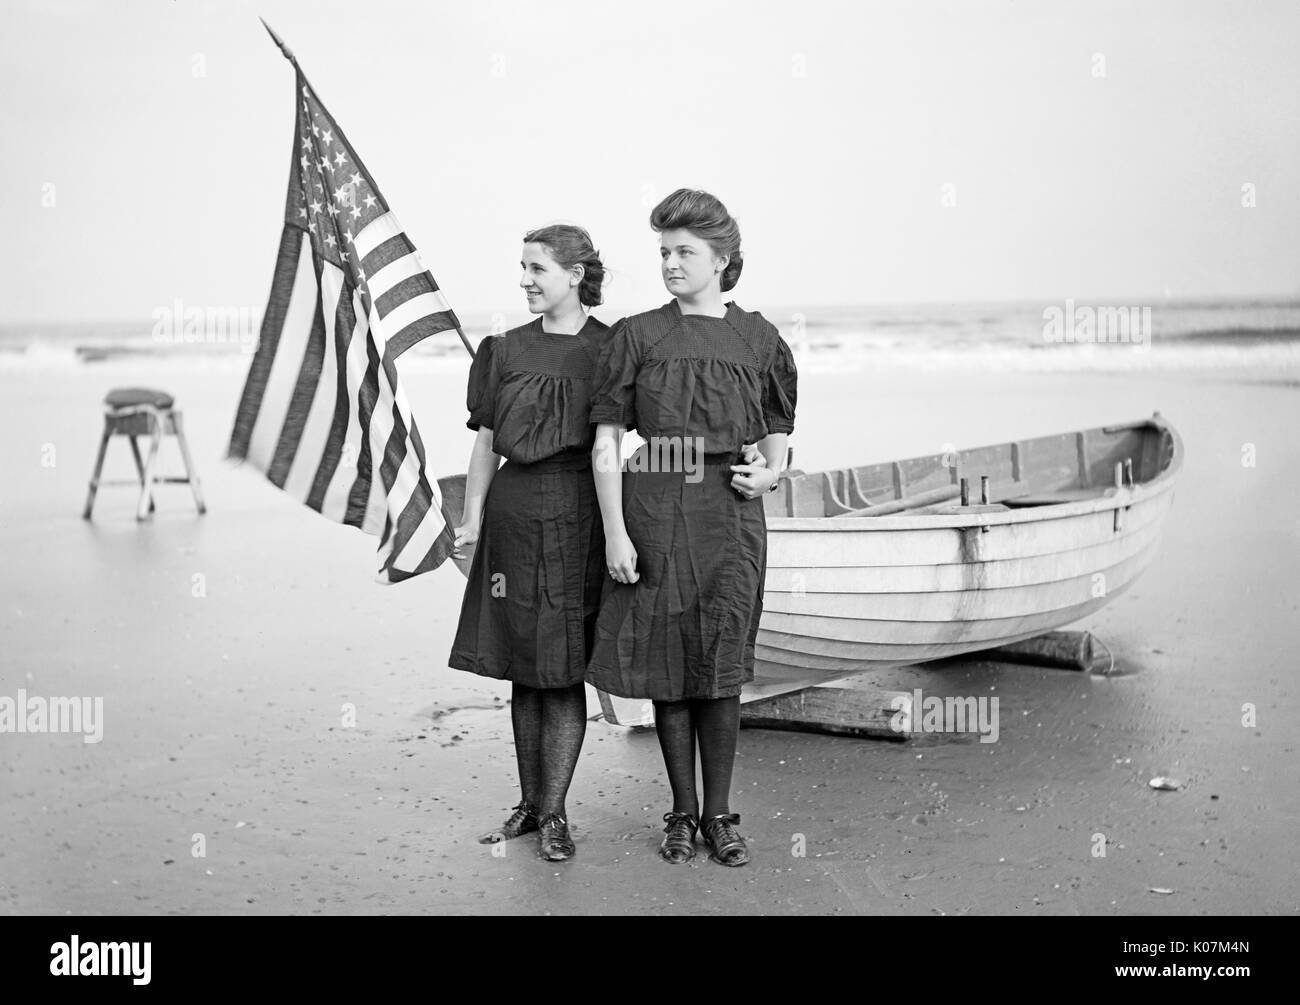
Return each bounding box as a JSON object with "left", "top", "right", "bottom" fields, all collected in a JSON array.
[{"left": 104, "top": 387, "right": 174, "bottom": 410}]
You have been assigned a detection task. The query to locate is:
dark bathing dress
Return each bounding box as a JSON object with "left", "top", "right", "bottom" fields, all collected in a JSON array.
[
  {"left": 585, "top": 300, "right": 797, "bottom": 701},
  {"left": 448, "top": 315, "right": 610, "bottom": 688}
]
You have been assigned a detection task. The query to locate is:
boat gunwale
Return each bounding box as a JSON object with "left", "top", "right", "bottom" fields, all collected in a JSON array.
[{"left": 767, "top": 415, "right": 1183, "bottom": 533}]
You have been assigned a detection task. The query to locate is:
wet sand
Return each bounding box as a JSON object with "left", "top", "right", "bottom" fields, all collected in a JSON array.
[{"left": 1, "top": 358, "right": 1297, "bottom": 915}]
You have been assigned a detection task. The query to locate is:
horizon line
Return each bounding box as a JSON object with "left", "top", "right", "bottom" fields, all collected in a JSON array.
[{"left": 4, "top": 293, "right": 1300, "bottom": 330}]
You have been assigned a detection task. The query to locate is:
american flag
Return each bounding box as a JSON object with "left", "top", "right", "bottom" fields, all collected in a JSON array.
[{"left": 228, "top": 25, "right": 470, "bottom": 583}]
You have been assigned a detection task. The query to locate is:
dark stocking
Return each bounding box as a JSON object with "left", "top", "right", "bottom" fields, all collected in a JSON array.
[
  {"left": 653, "top": 699, "right": 699, "bottom": 818},
  {"left": 538, "top": 682, "right": 587, "bottom": 817},
  {"left": 510, "top": 682, "right": 543, "bottom": 806},
  {"left": 693, "top": 695, "right": 741, "bottom": 821}
]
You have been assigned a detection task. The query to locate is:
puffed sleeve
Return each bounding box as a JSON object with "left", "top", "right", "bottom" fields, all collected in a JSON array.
[
  {"left": 465, "top": 334, "right": 503, "bottom": 431},
  {"left": 588, "top": 317, "right": 641, "bottom": 429},
  {"left": 762, "top": 326, "right": 798, "bottom": 435}
]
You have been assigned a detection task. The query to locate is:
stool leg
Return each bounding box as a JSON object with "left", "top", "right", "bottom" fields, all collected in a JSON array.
[
  {"left": 171, "top": 412, "right": 206, "bottom": 515},
  {"left": 128, "top": 436, "right": 156, "bottom": 514},
  {"left": 137, "top": 414, "right": 163, "bottom": 521},
  {"left": 82, "top": 419, "right": 112, "bottom": 520}
]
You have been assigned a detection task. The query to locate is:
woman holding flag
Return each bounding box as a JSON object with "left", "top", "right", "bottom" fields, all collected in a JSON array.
[
  {"left": 447, "top": 225, "right": 610, "bottom": 862},
  {"left": 586, "top": 189, "right": 798, "bottom": 867}
]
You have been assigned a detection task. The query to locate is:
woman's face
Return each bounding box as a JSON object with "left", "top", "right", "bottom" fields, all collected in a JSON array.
[
  {"left": 519, "top": 242, "right": 579, "bottom": 314},
  {"left": 659, "top": 228, "right": 726, "bottom": 299}
]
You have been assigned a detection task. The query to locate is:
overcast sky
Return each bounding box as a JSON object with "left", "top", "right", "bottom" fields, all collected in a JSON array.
[{"left": 4, "top": 0, "right": 1298, "bottom": 324}]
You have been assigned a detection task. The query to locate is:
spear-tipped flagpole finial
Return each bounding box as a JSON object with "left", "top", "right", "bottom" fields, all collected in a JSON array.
[{"left": 259, "top": 17, "right": 296, "bottom": 64}]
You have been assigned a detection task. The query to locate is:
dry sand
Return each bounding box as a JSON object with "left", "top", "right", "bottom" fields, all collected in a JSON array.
[{"left": 1, "top": 356, "right": 1297, "bottom": 915}]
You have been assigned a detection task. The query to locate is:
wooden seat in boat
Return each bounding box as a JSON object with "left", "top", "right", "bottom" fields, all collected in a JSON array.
[{"left": 1002, "top": 487, "right": 1118, "bottom": 507}]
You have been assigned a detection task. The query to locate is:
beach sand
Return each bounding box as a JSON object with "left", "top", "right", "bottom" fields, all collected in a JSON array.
[{"left": 1, "top": 356, "right": 1297, "bottom": 915}]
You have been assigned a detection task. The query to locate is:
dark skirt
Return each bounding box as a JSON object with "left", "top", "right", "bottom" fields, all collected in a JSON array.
[
  {"left": 586, "top": 446, "right": 766, "bottom": 701},
  {"left": 448, "top": 449, "right": 605, "bottom": 689}
]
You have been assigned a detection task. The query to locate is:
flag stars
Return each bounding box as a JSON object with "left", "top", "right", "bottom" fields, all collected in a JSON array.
[
  {"left": 350, "top": 204, "right": 363, "bottom": 220},
  {"left": 300, "top": 155, "right": 310, "bottom": 170},
  {"left": 333, "top": 184, "right": 350, "bottom": 203},
  {"left": 325, "top": 233, "right": 337, "bottom": 248},
  {"left": 327, "top": 203, "right": 340, "bottom": 217},
  {"left": 301, "top": 137, "right": 311, "bottom": 151},
  {"left": 311, "top": 122, "right": 320, "bottom": 137},
  {"left": 321, "top": 128, "right": 333, "bottom": 145},
  {"left": 343, "top": 230, "right": 354, "bottom": 244},
  {"left": 309, "top": 199, "right": 323, "bottom": 214},
  {"left": 363, "top": 194, "right": 377, "bottom": 210},
  {"left": 297, "top": 207, "right": 308, "bottom": 219},
  {"left": 318, "top": 158, "right": 331, "bottom": 173},
  {"left": 349, "top": 172, "right": 363, "bottom": 188},
  {"left": 333, "top": 150, "right": 348, "bottom": 168}
]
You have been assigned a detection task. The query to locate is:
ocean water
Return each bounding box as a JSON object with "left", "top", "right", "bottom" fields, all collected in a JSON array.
[{"left": 2, "top": 299, "right": 1298, "bottom": 373}]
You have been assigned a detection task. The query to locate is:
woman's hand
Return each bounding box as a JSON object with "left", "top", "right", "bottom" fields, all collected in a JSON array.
[
  {"left": 605, "top": 531, "right": 639, "bottom": 584},
  {"left": 451, "top": 519, "right": 480, "bottom": 561},
  {"left": 730, "top": 444, "right": 776, "bottom": 499},
  {"left": 729, "top": 465, "right": 777, "bottom": 499}
]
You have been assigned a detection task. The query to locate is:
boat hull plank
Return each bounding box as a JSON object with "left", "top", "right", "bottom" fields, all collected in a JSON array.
[
  {"left": 762, "top": 518, "right": 1164, "bottom": 594},
  {"left": 752, "top": 624, "right": 1093, "bottom": 673},
  {"left": 766, "top": 492, "right": 1170, "bottom": 567},
  {"left": 763, "top": 542, "right": 1161, "bottom": 622},
  {"left": 760, "top": 585, "right": 1138, "bottom": 647}
]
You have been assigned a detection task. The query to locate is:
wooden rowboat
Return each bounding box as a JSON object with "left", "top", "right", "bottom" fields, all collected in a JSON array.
[{"left": 440, "top": 413, "right": 1182, "bottom": 727}]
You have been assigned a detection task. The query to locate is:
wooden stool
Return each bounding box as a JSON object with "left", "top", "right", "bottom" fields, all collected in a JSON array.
[{"left": 82, "top": 388, "right": 206, "bottom": 521}]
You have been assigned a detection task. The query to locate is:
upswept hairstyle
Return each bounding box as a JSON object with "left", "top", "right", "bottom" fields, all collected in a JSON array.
[
  {"left": 649, "top": 188, "right": 743, "bottom": 292},
  {"left": 522, "top": 224, "right": 606, "bottom": 307}
]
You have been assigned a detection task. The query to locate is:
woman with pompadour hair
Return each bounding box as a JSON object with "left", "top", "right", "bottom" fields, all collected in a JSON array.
[{"left": 587, "top": 188, "right": 798, "bottom": 867}]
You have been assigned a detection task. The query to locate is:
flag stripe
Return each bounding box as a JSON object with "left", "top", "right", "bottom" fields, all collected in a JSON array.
[
  {"left": 375, "top": 272, "right": 439, "bottom": 318},
  {"left": 386, "top": 310, "right": 461, "bottom": 360},
  {"left": 367, "top": 250, "right": 430, "bottom": 301},
  {"left": 308, "top": 284, "right": 362, "bottom": 517},
  {"left": 370, "top": 325, "right": 446, "bottom": 566},
  {"left": 345, "top": 328, "right": 383, "bottom": 529},
  {"left": 375, "top": 292, "right": 452, "bottom": 344},
  {"left": 385, "top": 460, "right": 452, "bottom": 575},
  {"left": 354, "top": 211, "right": 403, "bottom": 260},
  {"left": 319, "top": 289, "right": 371, "bottom": 522},
  {"left": 245, "top": 234, "right": 319, "bottom": 472},
  {"left": 362, "top": 233, "right": 419, "bottom": 281},
  {"left": 373, "top": 338, "right": 421, "bottom": 512},
  {"left": 380, "top": 423, "right": 419, "bottom": 525},
  {"left": 385, "top": 422, "right": 451, "bottom": 571},
  {"left": 228, "top": 226, "right": 303, "bottom": 460},
  {"left": 267, "top": 258, "right": 330, "bottom": 487},
  {"left": 358, "top": 308, "right": 410, "bottom": 538},
  {"left": 386, "top": 503, "right": 456, "bottom": 582},
  {"left": 286, "top": 261, "right": 347, "bottom": 506},
  {"left": 391, "top": 506, "right": 446, "bottom": 574}
]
